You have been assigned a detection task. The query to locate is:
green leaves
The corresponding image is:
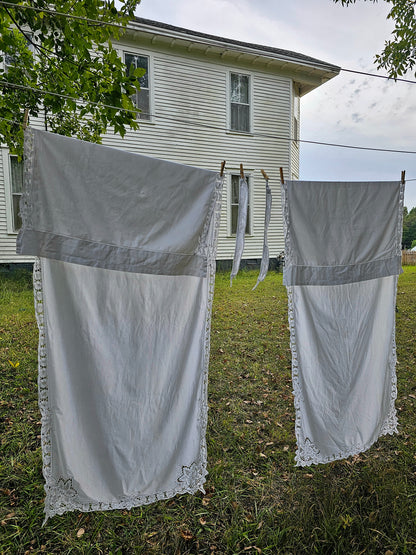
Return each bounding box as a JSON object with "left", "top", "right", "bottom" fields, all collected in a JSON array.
[{"left": 0, "top": 0, "right": 141, "bottom": 154}]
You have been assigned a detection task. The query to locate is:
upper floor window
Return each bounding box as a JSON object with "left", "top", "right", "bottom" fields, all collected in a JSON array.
[
  {"left": 124, "top": 52, "right": 151, "bottom": 121},
  {"left": 9, "top": 156, "right": 23, "bottom": 232},
  {"left": 230, "top": 173, "right": 251, "bottom": 235},
  {"left": 230, "top": 73, "right": 251, "bottom": 133}
]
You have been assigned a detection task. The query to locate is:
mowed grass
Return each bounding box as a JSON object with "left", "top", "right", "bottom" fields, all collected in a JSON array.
[{"left": 1, "top": 266, "right": 416, "bottom": 554}]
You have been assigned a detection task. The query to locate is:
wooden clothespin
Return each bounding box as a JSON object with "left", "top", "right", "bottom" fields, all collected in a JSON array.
[
  {"left": 401, "top": 170, "right": 406, "bottom": 184},
  {"left": 220, "top": 160, "right": 226, "bottom": 177},
  {"left": 261, "top": 169, "right": 269, "bottom": 181},
  {"left": 22, "top": 108, "right": 29, "bottom": 131},
  {"left": 240, "top": 163, "right": 244, "bottom": 179},
  {"left": 279, "top": 167, "right": 285, "bottom": 185}
]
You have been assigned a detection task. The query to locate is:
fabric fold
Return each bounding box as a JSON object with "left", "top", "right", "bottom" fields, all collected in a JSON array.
[
  {"left": 253, "top": 178, "right": 272, "bottom": 290},
  {"left": 17, "top": 128, "right": 219, "bottom": 277},
  {"left": 18, "top": 128, "right": 224, "bottom": 521},
  {"left": 282, "top": 179, "right": 404, "bottom": 466},
  {"left": 230, "top": 176, "right": 248, "bottom": 285},
  {"left": 283, "top": 180, "right": 404, "bottom": 286}
]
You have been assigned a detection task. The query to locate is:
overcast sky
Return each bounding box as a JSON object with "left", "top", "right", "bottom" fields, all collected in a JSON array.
[{"left": 135, "top": 0, "right": 416, "bottom": 209}]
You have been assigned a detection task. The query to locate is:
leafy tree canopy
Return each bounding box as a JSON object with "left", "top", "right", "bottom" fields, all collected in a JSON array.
[
  {"left": 333, "top": 0, "right": 416, "bottom": 79},
  {"left": 0, "top": 0, "right": 143, "bottom": 154}
]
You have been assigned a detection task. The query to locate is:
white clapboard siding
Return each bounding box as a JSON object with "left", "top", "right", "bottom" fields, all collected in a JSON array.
[
  {"left": 0, "top": 32, "right": 306, "bottom": 263},
  {"left": 103, "top": 44, "right": 293, "bottom": 260}
]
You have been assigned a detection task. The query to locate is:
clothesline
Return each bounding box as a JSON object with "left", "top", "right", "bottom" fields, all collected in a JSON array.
[{"left": 3, "top": 114, "right": 416, "bottom": 182}]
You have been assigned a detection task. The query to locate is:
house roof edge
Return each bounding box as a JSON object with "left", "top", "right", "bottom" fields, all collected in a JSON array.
[{"left": 129, "top": 17, "right": 341, "bottom": 75}]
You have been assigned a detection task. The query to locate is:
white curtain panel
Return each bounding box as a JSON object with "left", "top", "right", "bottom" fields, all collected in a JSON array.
[
  {"left": 17, "top": 129, "right": 223, "bottom": 520},
  {"left": 282, "top": 180, "right": 404, "bottom": 466}
]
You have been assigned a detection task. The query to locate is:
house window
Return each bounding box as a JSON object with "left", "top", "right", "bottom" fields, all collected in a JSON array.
[
  {"left": 230, "top": 174, "right": 251, "bottom": 235},
  {"left": 9, "top": 156, "right": 23, "bottom": 232},
  {"left": 230, "top": 73, "right": 251, "bottom": 133},
  {"left": 124, "top": 52, "right": 151, "bottom": 121},
  {"left": 3, "top": 32, "right": 34, "bottom": 72}
]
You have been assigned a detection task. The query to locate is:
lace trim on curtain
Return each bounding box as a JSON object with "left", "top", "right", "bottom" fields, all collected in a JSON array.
[
  {"left": 197, "top": 173, "right": 224, "bottom": 490},
  {"left": 18, "top": 127, "right": 35, "bottom": 234},
  {"left": 35, "top": 174, "right": 224, "bottom": 522},
  {"left": 281, "top": 180, "right": 294, "bottom": 270},
  {"left": 33, "top": 259, "right": 54, "bottom": 523}
]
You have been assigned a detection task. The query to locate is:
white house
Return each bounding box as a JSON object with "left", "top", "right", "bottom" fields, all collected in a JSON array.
[{"left": 0, "top": 18, "right": 339, "bottom": 265}]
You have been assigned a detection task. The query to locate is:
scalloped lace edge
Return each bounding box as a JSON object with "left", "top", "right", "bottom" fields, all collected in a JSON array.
[{"left": 33, "top": 174, "right": 224, "bottom": 523}]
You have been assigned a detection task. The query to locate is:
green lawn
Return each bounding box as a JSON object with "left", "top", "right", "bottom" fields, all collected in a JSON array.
[{"left": 1, "top": 266, "right": 416, "bottom": 554}]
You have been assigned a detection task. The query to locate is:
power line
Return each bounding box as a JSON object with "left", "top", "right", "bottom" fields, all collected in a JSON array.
[
  {"left": 1, "top": 1, "right": 416, "bottom": 85},
  {"left": 0, "top": 0, "right": 127, "bottom": 29},
  {"left": 2, "top": 79, "right": 416, "bottom": 155},
  {"left": 3, "top": 112, "right": 416, "bottom": 184},
  {"left": 340, "top": 68, "right": 416, "bottom": 85}
]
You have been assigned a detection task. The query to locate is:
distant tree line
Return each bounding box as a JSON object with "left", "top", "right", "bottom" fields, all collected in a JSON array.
[{"left": 402, "top": 207, "right": 416, "bottom": 250}]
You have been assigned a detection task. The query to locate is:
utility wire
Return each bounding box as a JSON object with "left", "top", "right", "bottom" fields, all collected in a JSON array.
[
  {"left": 3, "top": 112, "right": 416, "bottom": 182},
  {"left": 2, "top": 79, "right": 416, "bottom": 155},
  {"left": 1, "top": 0, "right": 416, "bottom": 85},
  {"left": 340, "top": 68, "right": 416, "bottom": 85},
  {"left": 0, "top": 0, "right": 127, "bottom": 29}
]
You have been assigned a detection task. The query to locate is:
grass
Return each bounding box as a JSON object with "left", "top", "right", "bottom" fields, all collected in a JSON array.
[{"left": 0, "top": 266, "right": 416, "bottom": 554}]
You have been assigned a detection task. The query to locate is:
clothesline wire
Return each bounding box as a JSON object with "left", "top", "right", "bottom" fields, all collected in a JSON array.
[
  {"left": 2, "top": 113, "right": 416, "bottom": 182},
  {"left": 0, "top": 0, "right": 127, "bottom": 29},
  {"left": 1, "top": 0, "right": 416, "bottom": 86},
  {"left": 339, "top": 68, "right": 416, "bottom": 85},
  {"left": 1, "top": 112, "right": 416, "bottom": 183},
  {"left": 2, "top": 79, "right": 416, "bottom": 157}
]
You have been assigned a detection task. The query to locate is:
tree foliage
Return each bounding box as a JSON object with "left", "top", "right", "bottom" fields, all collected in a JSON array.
[
  {"left": 0, "top": 0, "right": 143, "bottom": 154},
  {"left": 333, "top": 0, "right": 416, "bottom": 79},
  {"left": 402, "top": 206, "right": 416, "bottom": 249}
]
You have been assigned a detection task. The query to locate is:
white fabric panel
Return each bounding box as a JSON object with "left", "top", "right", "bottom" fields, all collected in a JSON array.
[
  {"left": 18, "top": 129, "right": 219, "bottom": 276},
  {"left": 39, "top": 260, "right": 210, "bottom": 515},
  {"left": 283, "top": 179, "right": 404, "bottom": 466},
  {"left": 18, "top": 129, "right": 223, "bottom": 521},
  {"left": 283, "top": 180, "right": 403, "bottom": 285},
  {"left": 289, "top": 277, "right": 398, "bottom": 466}
]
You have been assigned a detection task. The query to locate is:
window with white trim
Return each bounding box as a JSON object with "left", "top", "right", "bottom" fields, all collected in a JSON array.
[
  {"left": 9, "top": 155, "right": 24, "bottom": 232},
  {"left": 124, "top": 52, "right": 151, "bottom": 121},
  {"left": 230, "top": 173, "right": 251, "bottom": 235},
  {"left": 230, "top": 72, "right": 251, "bottom": 133}
]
